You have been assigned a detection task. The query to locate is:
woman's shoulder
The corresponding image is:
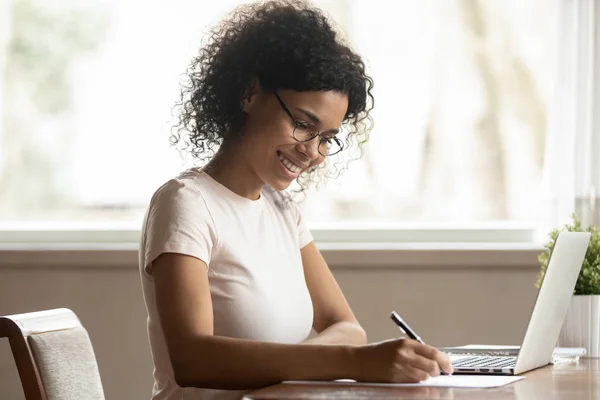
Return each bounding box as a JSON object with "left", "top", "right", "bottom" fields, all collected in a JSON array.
[{"left": 149, "top": 168, "right": 211, "bottom": 207}]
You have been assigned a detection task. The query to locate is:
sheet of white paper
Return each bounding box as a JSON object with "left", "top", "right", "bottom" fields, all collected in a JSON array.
[
  {"left": 284, "top": 375, "right": 524, "bottom": 389},
  {"left": 553, "top": 347, "right": 587, "bottom": 356}
]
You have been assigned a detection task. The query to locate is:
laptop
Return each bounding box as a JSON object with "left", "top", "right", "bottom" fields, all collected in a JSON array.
[{"left": 443, "top": 231, "right": 591, "bottom": 375}]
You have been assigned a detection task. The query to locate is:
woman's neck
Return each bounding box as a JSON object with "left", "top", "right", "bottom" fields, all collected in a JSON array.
[{"left": 203, "top": 143, "right": 263, "bottom": 200}]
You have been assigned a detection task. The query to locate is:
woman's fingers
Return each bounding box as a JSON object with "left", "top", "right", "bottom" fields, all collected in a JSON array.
[
  {"left": 399, "top": 362, "right": 432, "bottom": 383},
  {"left": 412, "top": 343, "right": 454, "bottom": 375},
  {"left": 410, "top": 354, "right": 442, "bottom": 377}
]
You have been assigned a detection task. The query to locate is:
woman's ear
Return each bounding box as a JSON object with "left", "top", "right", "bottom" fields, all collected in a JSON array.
[
  {"left": 241, "top": 94, "right": 254, "bottom": 113},
  {"left": 241, "top": 78, "right": 261, "bottom": 113}
]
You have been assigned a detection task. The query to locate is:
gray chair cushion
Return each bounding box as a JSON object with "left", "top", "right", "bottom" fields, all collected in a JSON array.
[{"left": 28, "top": 327, "right": 105, "bottom": 400}]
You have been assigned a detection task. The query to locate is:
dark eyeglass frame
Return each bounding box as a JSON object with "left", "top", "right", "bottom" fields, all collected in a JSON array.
[{"left": 272, "top": 91, "right": 344, "bottom": 157}]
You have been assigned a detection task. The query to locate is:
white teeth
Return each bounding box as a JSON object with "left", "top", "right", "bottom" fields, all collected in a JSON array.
[{"left": 278, "top": 153, "right": 301, "bottom": 174}]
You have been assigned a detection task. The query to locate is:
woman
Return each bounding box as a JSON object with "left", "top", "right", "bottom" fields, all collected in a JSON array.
[{"left": 139, "top": 1, "right": 452, "bottom": 399}]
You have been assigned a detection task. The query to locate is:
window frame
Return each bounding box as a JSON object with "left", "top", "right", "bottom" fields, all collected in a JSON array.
[
  {"left": 0, "top": 221, "right": 537, "bottom": 245},
  {"left": 0, "top": 222, "right": 544, "bottom": 269}
]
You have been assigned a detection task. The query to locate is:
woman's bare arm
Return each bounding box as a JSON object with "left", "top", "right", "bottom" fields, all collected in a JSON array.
[
  {"left": 152, "top": 253, "right": 359, "bottom": 389},
  {"left": 299, "top": 242, "right": 367, "bottom": 346}
]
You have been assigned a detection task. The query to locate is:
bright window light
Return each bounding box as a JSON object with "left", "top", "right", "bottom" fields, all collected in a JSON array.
[{"left": 0, "top": 0, "right": 557, "bottom": 229}]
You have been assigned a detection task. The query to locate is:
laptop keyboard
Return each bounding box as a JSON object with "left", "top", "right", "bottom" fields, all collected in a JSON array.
[{"left": 451, "top": 355, "right": 517, "bottom": 369}]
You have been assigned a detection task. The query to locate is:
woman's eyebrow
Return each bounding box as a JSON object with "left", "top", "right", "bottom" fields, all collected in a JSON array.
[
  {"left": 294, "top": 107, "right": 321, "bottom": 124},
  {"left": 294, "top": 107, "right": 340, "bottom": 134}
]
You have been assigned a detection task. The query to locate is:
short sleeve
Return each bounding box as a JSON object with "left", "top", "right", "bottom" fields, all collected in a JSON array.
[
  {"left": 143, "top": 179, "right": 217, "bottom": 274},
  {"left": 292, "top": 201, "right": 313, "bottom": 249}
]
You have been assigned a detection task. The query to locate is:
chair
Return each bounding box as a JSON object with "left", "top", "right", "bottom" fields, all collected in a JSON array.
[{"left": 0, "top": 308, "right": 105, "bottom": 400}]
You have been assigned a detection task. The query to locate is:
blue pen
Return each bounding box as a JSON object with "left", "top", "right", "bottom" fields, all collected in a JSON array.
[{"left": 390, "top": 311, "right": 450, "bottom": 375}]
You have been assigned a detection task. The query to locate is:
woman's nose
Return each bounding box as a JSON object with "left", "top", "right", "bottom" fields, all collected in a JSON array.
[{"left": 296, "top": 137, "right": 321, "bottom": 159}]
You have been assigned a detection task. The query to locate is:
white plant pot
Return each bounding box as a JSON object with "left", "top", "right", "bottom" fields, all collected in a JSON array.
[{"left": 558, "top": 295, "right": 600, "bottom": 358}]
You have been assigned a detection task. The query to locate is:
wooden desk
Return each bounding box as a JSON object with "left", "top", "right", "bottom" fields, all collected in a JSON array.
[{"left": 245, "top": 359, "right": 599, "bottom": 400}]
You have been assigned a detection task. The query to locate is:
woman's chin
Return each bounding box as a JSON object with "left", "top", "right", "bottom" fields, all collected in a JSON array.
[
  {"left": 271, "top": 182, "right": 291, "bottom": 192},
  {"left": 269, "top": 180, "right": 293, "bottom": 191}
]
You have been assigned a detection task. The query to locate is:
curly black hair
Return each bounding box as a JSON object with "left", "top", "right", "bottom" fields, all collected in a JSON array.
[{"left": 171, "top": 0, "right": 374, "bottom": 196}]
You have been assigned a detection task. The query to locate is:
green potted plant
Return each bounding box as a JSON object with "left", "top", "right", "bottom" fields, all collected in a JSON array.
[{"left": 536, "top": 213, "right": 600, "bottom": 357}]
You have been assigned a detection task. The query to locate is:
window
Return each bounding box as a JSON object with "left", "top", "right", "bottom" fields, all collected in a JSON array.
[{"left": 0, "top": 1, "right": 557, "bottom": 231}]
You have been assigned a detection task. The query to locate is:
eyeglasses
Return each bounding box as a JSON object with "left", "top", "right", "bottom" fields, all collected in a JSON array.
[{"left": 273, "top": 91, "right": 344, "bottom": 157}]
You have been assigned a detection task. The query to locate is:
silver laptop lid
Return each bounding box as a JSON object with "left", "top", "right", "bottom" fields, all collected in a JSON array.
[{"left": 514, "top": 231, "right": 590, "bottom": 374}]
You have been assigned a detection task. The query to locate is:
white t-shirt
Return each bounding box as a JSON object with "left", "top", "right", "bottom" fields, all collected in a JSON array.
[{"left": 139, "top": 168, "right": 315, "bottom": 400}]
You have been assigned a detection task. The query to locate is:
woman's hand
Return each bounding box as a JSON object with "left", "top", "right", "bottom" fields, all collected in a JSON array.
[{"left": 352, "top": 338, "right": 453, "bottom": 383}]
